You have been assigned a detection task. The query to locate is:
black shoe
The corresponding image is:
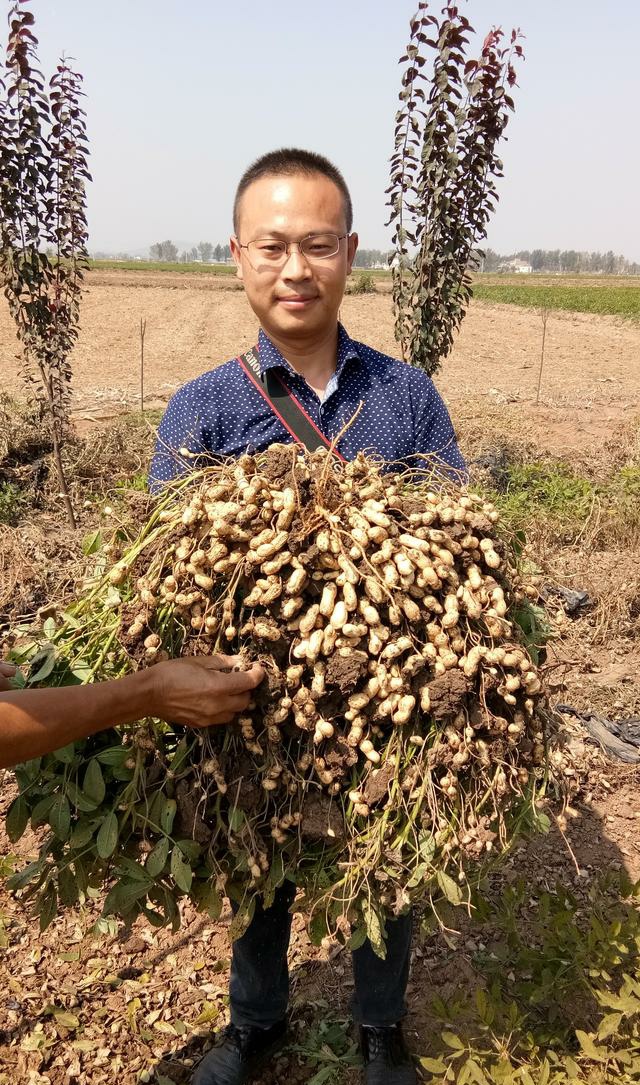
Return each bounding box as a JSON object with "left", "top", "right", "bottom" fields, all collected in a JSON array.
[
  {"left": 359, "top": 1023, "right": 417, "bottom": 1085},
  {"left": 192, "top": 1020, "right": 287, "bottom": 1085}
]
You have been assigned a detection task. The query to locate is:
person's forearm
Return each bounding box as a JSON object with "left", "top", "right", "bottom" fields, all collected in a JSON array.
[{"left": 0, "top": 669, "right": 158, "bottom": 769}]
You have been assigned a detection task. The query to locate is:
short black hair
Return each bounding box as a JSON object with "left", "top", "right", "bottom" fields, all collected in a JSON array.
[{"left": 233, "top": 148, "right": 353, "bottom": 235}]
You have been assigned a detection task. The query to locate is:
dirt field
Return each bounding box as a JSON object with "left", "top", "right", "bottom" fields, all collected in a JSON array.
[
  {"left": 1, "top": 271, "right": 640, "bottom": 1085},
  {"left": 2, "top": 270, "right": 639, "bottom": 458}
]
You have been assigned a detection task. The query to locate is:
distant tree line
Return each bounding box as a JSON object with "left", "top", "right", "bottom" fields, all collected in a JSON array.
[
  {"left": 92, "top": 243, "right": 640, "bottom": 276},
  {"left": 148, "top": 241, "right": 232, "bottom": 263},
  {"left": 478, "top": 248, "right": 640, "bottom": 275}
]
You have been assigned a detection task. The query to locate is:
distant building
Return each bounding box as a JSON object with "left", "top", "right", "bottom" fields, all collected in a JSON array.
[{"left": 497, "top": 258, "right": 532, "bottom": 274}]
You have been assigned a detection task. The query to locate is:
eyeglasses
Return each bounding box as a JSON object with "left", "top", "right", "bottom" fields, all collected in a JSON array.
[{"left": 239, "top": 232, "right": 348, "bottom": 268}]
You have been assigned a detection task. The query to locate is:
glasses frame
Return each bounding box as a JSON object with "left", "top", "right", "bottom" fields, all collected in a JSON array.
[{"left": 238, "top": 232, "right": 349, "bottom": 269}]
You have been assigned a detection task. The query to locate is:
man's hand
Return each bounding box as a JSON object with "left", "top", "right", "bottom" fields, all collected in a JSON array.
[
  {"left": 149, "top": 654, "right": 265, "bottom": 727},
  {"left": 0, "top": 662, "right": 17, "bottom": 692}
]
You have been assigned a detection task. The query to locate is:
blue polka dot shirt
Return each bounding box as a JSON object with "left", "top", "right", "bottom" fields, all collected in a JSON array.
[{"left": 149, "top": 323, "right": 466, "bottom": 491}]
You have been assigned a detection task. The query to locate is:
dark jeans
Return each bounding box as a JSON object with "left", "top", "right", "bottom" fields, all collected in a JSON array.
[{"left": 229, "top": 881, "right": 412, "bottom": 1028}]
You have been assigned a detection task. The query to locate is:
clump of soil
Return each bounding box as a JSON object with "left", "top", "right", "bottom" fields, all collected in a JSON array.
[
  {"left": 324, "top": 652, "right": 368, "bottom": 693},
  {"left": 299, "top": 792, "right": 345, "bottom": 841},
  {"left": 425, "top": 670, "right": 471, "bottom": 723}
]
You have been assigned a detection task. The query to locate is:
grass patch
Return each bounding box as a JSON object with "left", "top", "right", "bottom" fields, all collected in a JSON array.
[
  {"left": 89, "top": 259, "right": 236, "bottom": 275},
  {"left": 495, "top": 461, "right": 596, "bottom": 534},
  {"left": 471, "top": 282, "right": 640, "bottom": 320},
  {"left": 115, "top": 470, "right": 148, "bottom": 492},
  {"left": 484, "top": 460, "right": 640, "bottom": 546}
]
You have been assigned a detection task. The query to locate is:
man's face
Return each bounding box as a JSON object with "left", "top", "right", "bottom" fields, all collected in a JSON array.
[{"left": 230, "top": 173, "right": 358, "bottom": 346}]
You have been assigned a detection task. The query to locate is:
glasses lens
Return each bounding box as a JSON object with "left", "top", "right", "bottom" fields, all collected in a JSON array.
[
  {"left": 245, "top": 234, "right": 342, "bottom": 267},
  {"left": 300, "top": 233, "right": 340, "bottom": 259},
  {"left": 248, "top": 239, "right": 287, "bottom": 263}
]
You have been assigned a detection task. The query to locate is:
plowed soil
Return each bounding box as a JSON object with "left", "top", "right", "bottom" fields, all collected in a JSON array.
[{"left": 2, "top": 270, "right": 639, "bottom": 458}]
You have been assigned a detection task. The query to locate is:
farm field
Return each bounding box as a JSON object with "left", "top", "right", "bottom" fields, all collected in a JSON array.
[
  {"left": 1, "top": 269, "right": 640, "bottom": 1085},
  {"left": 2, "top": 269, "right": 640, "bottom": 456}
]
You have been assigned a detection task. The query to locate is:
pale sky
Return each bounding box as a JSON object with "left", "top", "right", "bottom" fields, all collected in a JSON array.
[{"left": 25, "top": 1, "right": 640, "bottom": 261}]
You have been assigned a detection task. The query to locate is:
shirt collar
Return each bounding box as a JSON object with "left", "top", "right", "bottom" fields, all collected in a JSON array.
[{"left": 257, "top": 323, "right": 362, "bottom": 382}]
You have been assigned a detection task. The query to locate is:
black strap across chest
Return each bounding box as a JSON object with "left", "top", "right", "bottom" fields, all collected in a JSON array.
[{"left": 236, "top": 345, "right": 346, "bottom": 461}]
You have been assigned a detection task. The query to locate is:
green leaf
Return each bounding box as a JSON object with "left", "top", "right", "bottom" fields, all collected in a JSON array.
[
  {"left": 53, "top": 742, "right": 76, "bottom": 764},
  {"left": 30, "top": 794, "right": 56, "bottom": 827},
  {"left": 28, "top": 646, "right": 57, "bottom": 683},
  {"left": 7, "top": 857, "right": 47, "bottom": 891},
  {"left": 198, "top": 880, "right": 222, "bottom": 921},
  {"left": 103, "top": 877, "right": 149, "bottom": 916},
  {"left": 475, "top": 988, "right": 488, "bottom": 1020},
  {"left": 575, "top": 1030, "right": 606, "bottom": 1061},
  {"left": 363, "top": 901, "right": 386, "bottom": 959},
  {"left": 307, "top": 1068, "right": 336, "bottom": 1085},
  {"left": 441, "top": 1030, "right": 465, "bottom": 1051},
  {"left": 6, "top": 795, "right": 28, "bottom": 842},
  {"left": 74, "top": 857, "right": 89, "bottom": 895},
  {"left": 597, "top": 1011, "right": 623, "bottom": 1040},
  {"left": 117, "top": 856, "right": 153, "bottom": 883},
  {"left": 38, "top": 884, "right": 58, "bottom": 931},
  {"left": 169, "top": 735, "right": 191, "bottom": 775},
  {"left": 228, "top": 806, "right": 245, "bottom": 833},
  {"left": 82, "top": 760, "right": 106, "bottom": 805},
  {"left": 348, "top": 924, "right": 368, "bottom": 951},
  {"left": 437, "top": 869, "right": 463, "bottom": 906},
  {"left": 96, "top": 811, "right": 118, "bottom": 858},
  {"left": 229, "top": 897, "right": 256, "bottom": 941},
  {"left": 171, "top": 844, "right": 193, "bottom": 893},
  {"left": 71, "top": 660, "right": 93, "bottom": 683},
  {"left": 145, "top": 837, "right": 170, "bottom": 878},
  {"left": 58, "top": 866, "right": 80, "bottom": 906},
  {"left": 418, "top": 1056, "right": 448, "bottom": 1072},
  {"left": 69, "top": 820, "right": 95, "bottom": 849},
  {"left": 309, "top": 910, "right": 329, "bottom": 947},
  {"left": 177, "top": 838, "right": 201, "bottom": 862},
  {"left": 95, "top": 745, "right": 128, "bottom": 766},
  {"left": 82, "top": 529, "right": 102, "bottom": 555},
  {"left": 49, "top": 794, "right": 71, "bottom": 840},
  {"left": 65, "top": 780, "right": 99, "bottom": 813},
  {"left": 160, "top": 798, "right": 177, "bottom": 835}
]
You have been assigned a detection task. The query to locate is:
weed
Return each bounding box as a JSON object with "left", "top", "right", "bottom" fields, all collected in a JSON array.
[
  {"left": 0, "top": 481, "right": 28, "bottom": 525},
  {"left": 489, "top": 461, "right": 596, "bottom": 539},
  {"left": 416, "top": 872, "right": 640, "bottom": 1083},
  {"left": 346, "top": 272, "right": 376, "bottom": 295},
  {"left": 115, "top": 471, "right": 148, "bottom": 492},
  {"left": 484, "top": 460, "right": 640, "bottom": 548},
  {"left": 288, "top": 1009, "right": 362, "bottom": 1083}
]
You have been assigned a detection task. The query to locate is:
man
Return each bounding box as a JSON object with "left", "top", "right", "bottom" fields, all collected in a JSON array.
[
  {"left": 150, "top": 148, "right": 466, "bottom": 1085},
  {"left": 0, "top": 656, "right": 264, "bottom": 769}
]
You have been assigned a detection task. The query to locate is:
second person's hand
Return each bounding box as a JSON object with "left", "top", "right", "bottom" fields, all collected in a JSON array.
[{"left": 148, "top": 654, "right": 265, "bottom": 727}]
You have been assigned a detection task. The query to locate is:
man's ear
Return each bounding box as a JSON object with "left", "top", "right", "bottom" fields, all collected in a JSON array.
[
  {"left": 346, "top": 232, "right": 359, "bottom": 275},
  {"left": 230, "top": 236, "right": 244, "bottom": 281}
]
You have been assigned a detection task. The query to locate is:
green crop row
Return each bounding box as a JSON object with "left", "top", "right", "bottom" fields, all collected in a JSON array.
[
  {"left": 88, "top": 259, "right": 236, "bottom": 275},
  {"left": 471, "top": 282, "right": 640, "bottom": 319}
]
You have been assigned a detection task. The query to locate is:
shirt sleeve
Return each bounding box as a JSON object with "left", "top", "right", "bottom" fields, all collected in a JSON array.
[
  {"left": 412, "top": 377, "right": 468, "bottom": 484},
  {"left": 148, "top": 383, "right": 209, "bottom": 494}
]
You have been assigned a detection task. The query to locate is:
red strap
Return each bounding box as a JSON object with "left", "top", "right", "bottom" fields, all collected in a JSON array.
[{"left": 236, "top": 349, "right": 346, "bottom": 462}]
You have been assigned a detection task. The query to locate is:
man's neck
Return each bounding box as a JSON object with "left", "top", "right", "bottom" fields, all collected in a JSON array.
[{"left": 263, "top": 324, "right": 339, "bottom": 398}]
